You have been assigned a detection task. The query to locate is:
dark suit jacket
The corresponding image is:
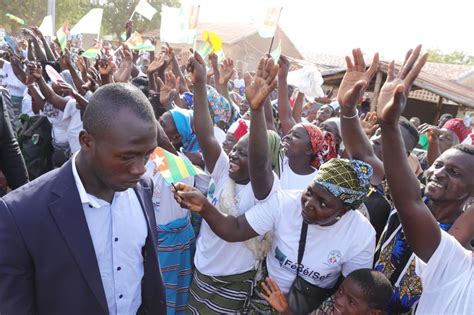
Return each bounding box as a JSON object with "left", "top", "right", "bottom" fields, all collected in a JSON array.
[{"left": 0, "top": 160, "right": 166, "bottom": 315}]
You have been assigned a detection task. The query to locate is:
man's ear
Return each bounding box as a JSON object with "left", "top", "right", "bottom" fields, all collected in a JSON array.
[{"left": 79, "top": 130, "right": 95, "bottom": 151}]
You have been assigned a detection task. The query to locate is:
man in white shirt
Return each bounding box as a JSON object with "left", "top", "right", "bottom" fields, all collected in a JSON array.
[
  {"left": 377, "top": 46, "right": 474, "bottom": 314},
  {"left": 0, "top": 83, "right": 166, "bottom": 314}
]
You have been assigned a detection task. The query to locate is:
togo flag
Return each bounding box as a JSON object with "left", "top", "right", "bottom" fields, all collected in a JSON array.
[{"left": 150, "top": 147, "right": 204, "bottom": 184}]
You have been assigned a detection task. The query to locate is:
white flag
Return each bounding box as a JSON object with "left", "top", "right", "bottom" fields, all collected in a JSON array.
[
  {"left": 256, "top": 7, "right": 282, "bottom": 38},
  {"left": 134, "top": 0, "right": 158, "bottom": 21},
  {"left": 39, "top": 15, "right": 53, "bottom": 37},
  {"left": 70, "top": 8, "right": 103, "bottom": 35},
  {"left": 160, "top": 5, "right": 196, "bottom": 44}
]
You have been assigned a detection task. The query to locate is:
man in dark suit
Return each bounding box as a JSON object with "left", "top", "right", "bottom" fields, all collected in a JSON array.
[
  {"left": 0, "top": 83, "right": 166, "bottom": 314},
  {"left": 0, "top": 86, "right": 28, "bottom": 194}
]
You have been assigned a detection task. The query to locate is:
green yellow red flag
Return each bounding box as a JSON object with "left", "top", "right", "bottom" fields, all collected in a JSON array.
[{"left": 150, "top": 147, "right": 204, "bottom": 184}]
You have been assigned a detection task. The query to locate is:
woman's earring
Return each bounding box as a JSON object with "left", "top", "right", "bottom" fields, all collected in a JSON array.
[{"left": 335, "top": 216, "right": 341, "bottom": 221}]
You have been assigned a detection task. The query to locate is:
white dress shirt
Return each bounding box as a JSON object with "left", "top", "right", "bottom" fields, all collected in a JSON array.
[{"left": 72, "top": 153, "right": 148, "bottom": 315}]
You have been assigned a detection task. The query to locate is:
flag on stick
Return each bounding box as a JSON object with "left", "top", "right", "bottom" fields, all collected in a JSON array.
[
  {"left": 160, "top": 5, "right": 199, "bottom": 44},
  {"left": 5, "top": 13, "right": 25, "bottom": 25},
  {"left": 56, "top": 23, "right": 69, "bottom": 51},
  {"left": 256, "top": 7, "right": 282, "bottom": 38},
  {"left": 70, "top": 8, "right": 103, "bottom": 35},
  {"left": 125, "top": 31, "right": 143, "bottom": 50},
  {"left": 39, "top": 15, "right": 53, "bottom": 37},
  {"left": 81, "top": 42, "right": 101, "bottom": 59},
  {"left": 134, "top": 0, "right": 158, "bottom": 21},
  {"left": 150, "top": 147, "right": 204, "bottom": 184}
]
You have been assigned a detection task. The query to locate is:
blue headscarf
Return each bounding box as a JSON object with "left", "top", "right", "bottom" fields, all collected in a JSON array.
[{"left": 170, "top": 107, "right": 200, "bottom": 153}]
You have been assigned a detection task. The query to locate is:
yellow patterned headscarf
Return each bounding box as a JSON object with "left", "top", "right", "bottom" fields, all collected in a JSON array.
[{"left": 314, "top": 158, "right": 373, "bottom": 209}]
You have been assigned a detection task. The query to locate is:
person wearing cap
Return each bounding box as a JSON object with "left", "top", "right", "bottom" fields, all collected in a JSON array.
[
  {"left": 173, "top": 158, "right": 376, "bottom": 313},
  {"left": 419, "top": 117, "right": 472, "bottom": 166}
]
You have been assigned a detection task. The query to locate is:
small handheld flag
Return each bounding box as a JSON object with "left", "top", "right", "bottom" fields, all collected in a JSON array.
[
  {"left": 5, "top": 13, "right": 25, "bottom": 25},
  {"left": 150, "top": 147, "right": 204, "bottom": 184}
]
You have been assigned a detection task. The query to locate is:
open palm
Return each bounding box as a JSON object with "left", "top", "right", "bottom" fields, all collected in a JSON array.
[
  {"left": 338, "top": 48, "right": 379, "bottom": 110},
  {"left": 377, "top": 45, "right": 428, "bottom": 124},
  {"left": 245, "top": 57, "right": 279, "bottom": 110}
]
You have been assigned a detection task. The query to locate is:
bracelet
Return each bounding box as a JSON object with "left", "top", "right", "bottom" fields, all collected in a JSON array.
[{"left": 342, "top": 109, "right": 359, "bottom": 119}]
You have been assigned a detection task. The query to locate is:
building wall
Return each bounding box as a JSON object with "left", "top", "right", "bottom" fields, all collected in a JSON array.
[{"left": 402, "top": 98, "right": 458, "bottom": 124}]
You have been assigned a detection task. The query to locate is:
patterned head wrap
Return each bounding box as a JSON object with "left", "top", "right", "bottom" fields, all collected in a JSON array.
[
  {"left": 170, "top": 107, "right": 200, "bottom": 153},
  {"left": 314, "top": 158, "right": 373, "bottom": 209},
  {"left": 442, "top": 118, "right": 471, "bottom": 142},
  {"left": 207, "top": 85, "right": 232, "bottom": 127},
  {"left": 301, "top": 123, "right": 338, "bottom": 169}
]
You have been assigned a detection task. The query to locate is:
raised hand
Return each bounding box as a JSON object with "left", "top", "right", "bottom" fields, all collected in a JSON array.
[
  {"left": 418, "top": 123, "right": 442, "bottom": 143},
  {"left": 278, "top": 55, "right": 290, "bottom": 79},
  {"left": 218, "top": 58, "right": 235, "bottom": 85},
  {"left": 121, "top": 44, "right": 133, "bottom": 62},
  {"left": 55, "top": 79, "right": 75, "bottom": 96},
  {"left": 61, "top": 48, "right": 73, "bottom": 69},
  {"left": 186, "top": 50, "right": 207, "bottom": 85},
  {"left": 360, "top": 111, "right": 379, "bottom": 137},
  {"left": 258, "top": 278, "right": 289, "bottom": 313},
  {"left": 338, "top": 49, "right": 379, "bottom": 112},
  {"left": 98, "top": 55, "right": 116, "bottom": 76},
  {"left": 31, "top": 27, "right": 44, "bottom": 39},
  {"left": 208, "top": 52, "right": 220, "bottom": 81},
  {"left": 157, "top": 71, "right": 178, "bottom": 106},
  {"left": 173, "top": 182, "right": 211, "bottom": 212},
  {"left": 31, "top": 62, "right": 43, "bottom": 80},
  {"left": 377, "top": 45, "right": 428, "bottom": 124},
  {"left": 245, "top": 57, "right": 279, "bottom": 110}
]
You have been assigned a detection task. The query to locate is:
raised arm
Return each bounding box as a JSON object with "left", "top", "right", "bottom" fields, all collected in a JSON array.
[
  {"left": 61, "top": 50, "right": 87, "bottom": 95},
  {"left": 449, "top": 203, "right": 474, "bottom": 248},
  {"left": 377, "top": 46, "right": 436, "bottom": 262},
  {"left": 418, "top": 123, "right": 442, "bottom": 166},
  {"left": 33, "top": 64, "right": 69, "bottom": 111},
  {"left": 32, "top": 27, "right": 55, "bottom": 61},
  {"left": 277, "top": 56, "right": 296, "bottom": 136},
  {"left": 188, "top": 51, "right": 222, "bottom": 173},
  {"left": 338, "top": 49, "right": 384, "bottom": 185},
  {"left": 291, "top": 91, "right": 304, "bottom": 123},
  {"left": 173, "top": 183, "right": 258, "bottom": 241},
  {"left": 246, "top": 57, "right": 279, "bottom": 200}
]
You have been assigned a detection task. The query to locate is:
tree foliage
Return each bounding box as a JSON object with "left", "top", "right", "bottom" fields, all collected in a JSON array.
[
  {"left": 1, "top": 0, "right": 177, "bottom": 37},
  {"left": 427, "top": 49, "right": 474, "bottom": 65}
]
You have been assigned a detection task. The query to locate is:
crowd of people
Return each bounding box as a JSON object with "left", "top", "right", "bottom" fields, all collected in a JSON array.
[{"left": 0, "top": 21, "right": 473, "bottom": 315}]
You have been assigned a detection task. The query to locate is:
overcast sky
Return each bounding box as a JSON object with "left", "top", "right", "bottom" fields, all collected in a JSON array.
[{"left": 190, "top": 0, "right": 474, "bottom": 61}]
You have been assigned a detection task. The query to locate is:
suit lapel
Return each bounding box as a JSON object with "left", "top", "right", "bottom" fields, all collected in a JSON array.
[{"left": 48, "top": 160, "right": 108, "bottom": 313}]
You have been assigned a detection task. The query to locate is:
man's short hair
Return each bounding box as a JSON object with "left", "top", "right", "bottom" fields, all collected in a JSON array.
[
  {"left": 347, "top": 269, "right": 393, "bottom": 311},
  {"left": 83, "top": 83, "right": 156, "bottom": 137},
  {"left": 452, "top": 144, "right": 474, "bottom": 156}
]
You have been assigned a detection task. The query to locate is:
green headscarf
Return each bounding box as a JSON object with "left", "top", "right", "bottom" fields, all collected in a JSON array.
[{"left": 267, "top": 130, "right": 282, "bottom": 177}]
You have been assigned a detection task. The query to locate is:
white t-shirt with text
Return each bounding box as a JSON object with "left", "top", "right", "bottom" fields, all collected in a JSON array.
[{"left": 245, "top": 190, "right": 375, "bottom": 294}]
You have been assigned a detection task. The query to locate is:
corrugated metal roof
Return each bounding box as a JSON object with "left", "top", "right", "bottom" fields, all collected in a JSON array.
[{"left": 378, "top": 61, "right": 474, "bottom": 108}]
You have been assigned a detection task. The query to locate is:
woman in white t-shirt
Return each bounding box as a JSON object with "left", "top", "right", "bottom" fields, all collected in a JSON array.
[
  {"left": 182, "top": 53, "right": 280, "bottom": 314},
  {"left": 276, "top": 56, "right": 338, "bottom": 190},
  {"left": 174, "top": 158, "right": 376, "bottom": 313}
]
